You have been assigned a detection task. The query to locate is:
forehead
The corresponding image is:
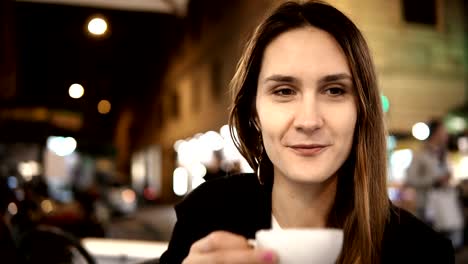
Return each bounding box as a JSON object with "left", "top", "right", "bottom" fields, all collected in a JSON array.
[{"left": 259, "top": 26, "right": 350, "bottom": 80}]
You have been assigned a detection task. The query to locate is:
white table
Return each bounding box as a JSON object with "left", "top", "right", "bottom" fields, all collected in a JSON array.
[{"left": 81, "top": 237, "right": 168, "bottom": 264}]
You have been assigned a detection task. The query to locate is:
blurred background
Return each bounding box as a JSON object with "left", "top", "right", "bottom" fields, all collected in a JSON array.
[{"left": 0, "top": 0, "right": 467, "bottom": 263}]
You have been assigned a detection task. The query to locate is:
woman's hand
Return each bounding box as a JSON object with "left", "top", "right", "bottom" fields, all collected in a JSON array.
[{"left": 182, "top": 231, "right": 278, "bottom": 264}]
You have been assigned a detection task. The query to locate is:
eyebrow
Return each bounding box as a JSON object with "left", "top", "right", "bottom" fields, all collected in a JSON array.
[
  {"left": 263, "top": 73, "right": 352, "bottom": 85},
  {"left": 263, "top": 74, "right": 299, "bottom": 84},
  {"left": 318, "top": 73, "right": 352, "bottom": 84}
]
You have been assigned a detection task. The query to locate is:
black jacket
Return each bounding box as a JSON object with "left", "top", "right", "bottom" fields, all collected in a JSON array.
[{"left": 160, "top": 173, "right": 454, "bottom": 263}]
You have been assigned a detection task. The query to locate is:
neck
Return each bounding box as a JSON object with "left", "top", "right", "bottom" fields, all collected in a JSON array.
[{"left": 271, "top": 174, "right": 337, "bottom": 228}]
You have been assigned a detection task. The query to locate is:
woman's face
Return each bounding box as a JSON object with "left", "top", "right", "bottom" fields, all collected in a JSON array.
[{"left": 255, "top": 26, "right": 357, "bottom": 184}]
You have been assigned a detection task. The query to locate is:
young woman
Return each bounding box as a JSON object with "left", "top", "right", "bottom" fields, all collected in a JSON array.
[{"left": 159, "top": 1, "right": 454, "bottom": 263}]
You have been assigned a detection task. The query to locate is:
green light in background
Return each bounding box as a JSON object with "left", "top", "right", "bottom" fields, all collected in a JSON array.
[
  {"left": 445, "top": 115, "right": 466, "bottom": 133},
  {"left": 381, "top": 95, "right": 390, "bottom": 113}
]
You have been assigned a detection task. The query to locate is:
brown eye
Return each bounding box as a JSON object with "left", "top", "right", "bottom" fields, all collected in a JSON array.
[
  {"left": 273, "top": 88, "right": 296, "bottom": 96},
  {"left": 325, "top": 87, "right": 345, "bottom": 96}
]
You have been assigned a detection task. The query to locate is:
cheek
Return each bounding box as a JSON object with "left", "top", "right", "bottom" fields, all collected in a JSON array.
[
  {"left": 256, "top": 99, "right": 275, "bottom": 134},
  {"left": 257, "top": 101, "right": 293, "bottom": 128},
  {"left": 258, "top": 117, "right": 279, "bottom": 142},
  {"left": 257, "top": 103, "right": 292, "bottom": 142},
  {"left": 257, "top": 108, "right": 285, "bottom": 155},
  {"left": 332, "top": 105, "right": 357, "bottom": 143},
  {"left": 344, "top": 110, "right": 357, "bottom": 145}
]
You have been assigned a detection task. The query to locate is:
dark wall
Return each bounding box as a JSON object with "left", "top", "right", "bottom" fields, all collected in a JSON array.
[{"left": 0, "top": 0, "right": 16, "bottom": 100}]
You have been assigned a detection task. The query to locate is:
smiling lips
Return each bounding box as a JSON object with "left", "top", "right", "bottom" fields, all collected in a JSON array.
[{"left": 289, "top": 144, "right": 329, "bottom": 156}]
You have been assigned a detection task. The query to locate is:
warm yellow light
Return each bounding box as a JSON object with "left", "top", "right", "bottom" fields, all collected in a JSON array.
[
  {"left": 122, "top": 189, "right": 136, "bottom": 204},
  {"left": 88, "top": 17, "right": 107, "bottom": 35},
  {"left": 41, "top": 199, "right": 54, "bottom": 214},
  {"left": 69, "top": 83, "right": 84, "bottom": 99},
  {"left": 98, "top": 99, "right": 111, "bottom": 114},
  {"left": 7, "top": 202, "right": 18, "bottom": 215}
]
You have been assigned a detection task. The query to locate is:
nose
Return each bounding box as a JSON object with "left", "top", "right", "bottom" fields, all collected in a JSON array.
[{"left": 293, "top": 96, "right": 324, "bottom": 133}]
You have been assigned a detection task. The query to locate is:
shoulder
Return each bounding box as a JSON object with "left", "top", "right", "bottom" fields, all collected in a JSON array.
[
  {"left": 382, "top": 205, "right": 454, "bottom": 263},
  {"left": 385, "top": 206, "right": 440, "bottom": 239},
  {"left": 160, "top": 174, "right": 266, "bottom": 264},
  {"left": 196, "top": 172, "right": 260, "bottom": 193},
  {"left": 175, "top": 173, "right": 263, "bottom": 216}
]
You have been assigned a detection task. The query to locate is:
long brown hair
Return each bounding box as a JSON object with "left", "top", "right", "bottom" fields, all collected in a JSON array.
[{"left": 228, "top": 1, "right": 389, "bottom": 263}]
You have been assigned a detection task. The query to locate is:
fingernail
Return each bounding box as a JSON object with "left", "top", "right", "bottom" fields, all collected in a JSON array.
[{"left": 262, "top": 251, "right": 276, "bottom": 263}]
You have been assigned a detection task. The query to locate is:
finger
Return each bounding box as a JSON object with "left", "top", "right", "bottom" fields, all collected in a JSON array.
[
  {"left": 184, "top": 248, "right": 278, "bottom": 264},
  {"left": 190, "top": 231, "right": 251, "bottom": 253}
]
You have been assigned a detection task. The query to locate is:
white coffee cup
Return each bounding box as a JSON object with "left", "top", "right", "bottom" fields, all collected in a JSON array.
[{"left": 254, "top": 228, "right": 343, "bottom": 264}]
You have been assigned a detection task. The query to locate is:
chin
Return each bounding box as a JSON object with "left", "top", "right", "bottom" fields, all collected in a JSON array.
[{"left": 287, "top": 171, "right": 334, "bottom": 184}]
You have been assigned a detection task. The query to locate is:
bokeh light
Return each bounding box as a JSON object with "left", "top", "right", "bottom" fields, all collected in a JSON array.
[
  {"left": 412, "top": 122, "right": 430, "bottom": 141},
  {"left": 381, "top": 95, "right": 390, "bottom": 113},
  {"left": 88, "top": 17, "right": 107, "bottom": 35},
  {"left": 69, "top": 83, "right": 84, "bottom": 99},
  {"left": 173, "top": 167, "right": 188, "bottom": 196},
  {"left": 7, "top": 202, "right": 18, "bottom": 215},
  {"left": 46, "top": 136, "right": 77, "bottom": 156},
  {"left": 98, "top": 100, "right": 111, "bottom": 114}
]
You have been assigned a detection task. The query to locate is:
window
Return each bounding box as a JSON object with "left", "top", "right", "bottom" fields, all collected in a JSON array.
[
  {"left": 210, "top": 59, "right": 223, "bottom": 100},
  {"left": 169, "top": 91, "right": 179, "bottom": 119},
  {"left": 401, "top": 0, "right": 437, "bottom": 26},
  {"left": 192, "top": 75, "right": 200, "bottom": 112}
]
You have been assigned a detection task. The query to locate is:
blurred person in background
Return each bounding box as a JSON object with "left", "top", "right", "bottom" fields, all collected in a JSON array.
[
  {"left": 457, "top": 179, "right": 468, "bottom": 247},
  {"left": 426, "top": 173, "right": 464, "bottom": 251},
  {"left": 203, "top": 150, "right": 228, "bottom": 181},
  {"left": 204, "top": 151, "right": 242, "bottom": 182},
  {"left": 406, "top": 119, "right": 451, "bottom": 223},
  {"left": 160, "top": 1, "right": 454, "bottom": 263}
]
